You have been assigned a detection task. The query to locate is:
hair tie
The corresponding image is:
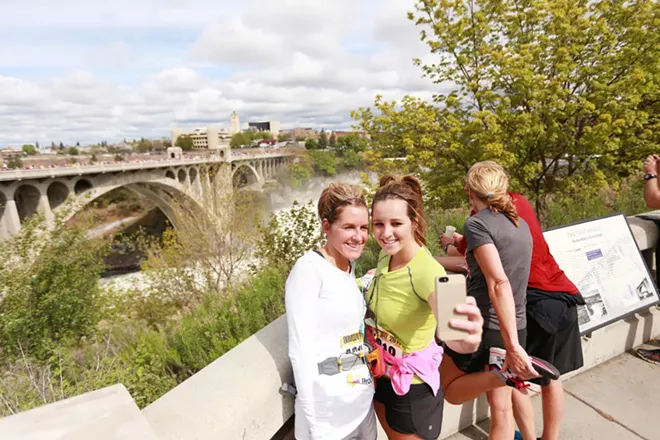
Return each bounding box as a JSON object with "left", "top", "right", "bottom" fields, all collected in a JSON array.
[{"left": 486, "top": 193, "right": 494, "bottom": 199}]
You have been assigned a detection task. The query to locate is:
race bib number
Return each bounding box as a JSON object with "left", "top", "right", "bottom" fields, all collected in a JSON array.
[
  {"left": 367, "top": 325, "right": 403, "bottom": 359},
  {"left": 340, "top": 331, "right": 364, "bottom": 355}
]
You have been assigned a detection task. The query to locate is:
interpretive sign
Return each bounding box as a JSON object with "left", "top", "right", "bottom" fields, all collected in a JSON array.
[{"left": 543, "top": 213, "right": 659, "bottom": 335}]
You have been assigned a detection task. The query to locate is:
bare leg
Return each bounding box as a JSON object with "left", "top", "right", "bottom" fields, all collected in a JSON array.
[
  {"left": 373, "top": 400, "right": 423, "bottom": 440},
  {"left": 488, "top": 387, "right": 515, "bottom": 440},
  {"left": 441, "top": 355, "right": 506, "bottom": 405},
  {"left": 512, "top": 389, "right": 536, "bottom": 440},
  {"left": 540, "top": 380, "right": 564, "bottom": 440}
]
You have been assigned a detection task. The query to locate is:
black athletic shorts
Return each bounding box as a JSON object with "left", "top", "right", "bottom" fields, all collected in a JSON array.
[
  {"left": 444, "top": 328, "right": 527, "bottom": 374},
  {"left": 373, "top": 377, "right": 444, "bottom": 440},
  {"left": 526, "top": 305, "right": 584, "bottom": 386}
]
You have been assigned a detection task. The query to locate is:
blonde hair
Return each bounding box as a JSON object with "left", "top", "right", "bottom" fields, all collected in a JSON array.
[
  {"left": 317, "top": 183, "right": 367, "bottom": 225},
  {"left": 466, "top": 161, "right": 519, "bottom": 227},
  {"left": 372, "top": 174, "right": 427, "bottom": 246}
]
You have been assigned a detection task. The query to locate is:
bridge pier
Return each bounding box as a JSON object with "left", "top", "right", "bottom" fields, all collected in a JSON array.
[
  {"left": 1, "top": 199, "right": 21, "bottom": 239},
  {"left": 38, "top": 192, "right": 54, "bottom": 224}
]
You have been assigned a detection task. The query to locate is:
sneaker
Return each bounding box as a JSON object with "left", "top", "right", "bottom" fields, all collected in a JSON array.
[
  {"left": 489, "top": 347, "right": 560, "bottom": 381},
  {"left": 635, "top": 347, "right": 660, "bottom": 365},
  {"left": 488, "top": 348, "right": 532, "bottom": 391}
]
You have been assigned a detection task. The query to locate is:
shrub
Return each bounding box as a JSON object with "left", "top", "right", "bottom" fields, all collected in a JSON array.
[{"left": 0, "top": 214, "right": 109, "bottom": 361}]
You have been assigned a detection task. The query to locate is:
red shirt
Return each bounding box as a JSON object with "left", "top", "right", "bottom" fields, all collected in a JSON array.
[{"left": 456, "top": 193, "right": 579, "bottom": 294}]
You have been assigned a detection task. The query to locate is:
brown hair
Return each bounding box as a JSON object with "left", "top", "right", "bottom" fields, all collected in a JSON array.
[
  {"left": 317, "top": 183, "right": 368, "bottom": 225},
  {"left": 372, "top": 174, "right": 427, "bottom": 246},
  {"left": 466, "top": 161, "right": 519, "bottom": 227}
]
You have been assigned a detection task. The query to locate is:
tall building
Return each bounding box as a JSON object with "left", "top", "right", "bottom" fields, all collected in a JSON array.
[
  {"left": 247, "top": 120, "right": 281, "bottom": 137},
  {"left": 230, "top": 111, "right": 240, "bottom": 135}
]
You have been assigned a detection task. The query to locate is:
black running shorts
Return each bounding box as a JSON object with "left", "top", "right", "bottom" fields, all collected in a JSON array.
[
  {"left": 526, "top": 305, "right": 584, "bottom": 386},
  {"left": 444, "top": 328, "right": 527, "bottom": 374},
  {"left": 373, "top": 377, "right": 444, "bottom": 440}
]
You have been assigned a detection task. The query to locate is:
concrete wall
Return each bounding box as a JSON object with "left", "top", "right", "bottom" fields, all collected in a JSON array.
[
  {"left": 142, "top": 316, "right": 294, "bottom": 440},
  {"left": 0, "top": 384, "right": 159, "bottom": 440}
]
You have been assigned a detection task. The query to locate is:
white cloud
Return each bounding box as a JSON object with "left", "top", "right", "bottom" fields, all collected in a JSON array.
[{"left": 0, "top": 0, "right": 447, "bottom": 147}]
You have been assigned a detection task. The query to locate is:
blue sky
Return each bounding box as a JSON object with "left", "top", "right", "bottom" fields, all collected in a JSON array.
[{"left": 0, "top": 0, "right": 442, "bottom": 147}]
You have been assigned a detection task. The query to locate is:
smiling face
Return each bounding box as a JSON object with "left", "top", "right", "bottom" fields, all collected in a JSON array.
[
  {"left": 371, "top": 198, "right": 417, "bottom": 256},
  {"left": 322, "top": 204, "right": 369, "bottom": 261}
]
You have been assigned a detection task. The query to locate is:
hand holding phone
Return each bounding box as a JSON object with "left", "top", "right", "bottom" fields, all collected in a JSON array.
[{"left": 435, "top": 274, "right": 470, "bottom": 341}]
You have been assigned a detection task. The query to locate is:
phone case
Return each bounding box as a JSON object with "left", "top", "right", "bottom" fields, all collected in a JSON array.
[{"left": 435, "top": 274, "right": 470, "bottom": 341}]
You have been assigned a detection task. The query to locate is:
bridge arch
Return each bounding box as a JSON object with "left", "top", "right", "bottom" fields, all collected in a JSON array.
[
  {"left": 231, "top": 163, "right": 261, "bottom": 189},
  {"left": 60, "top": 175, "right": 204, "bottom": 229},
  {"left": 165, "top": 169, "right": 176, "bottom": 180},
  {"left": 189, "top": 167, "right": 198, "bottom": 184},
  {"left": 14, "top": 184, "right": 41, "bottom": 221},
  {"left": 47, "top": 181, "right": 69, "bottom": 210},
  {"left": 74, "top": 179, "right": 93, "bottom": 194},
  {"left": 177, "top": 168, "right": 187, "bottom": 184}
]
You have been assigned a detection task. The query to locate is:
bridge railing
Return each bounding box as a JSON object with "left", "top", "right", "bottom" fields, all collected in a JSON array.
[{"left": 0, "top": 152, "right": 294, "bottom": 182}]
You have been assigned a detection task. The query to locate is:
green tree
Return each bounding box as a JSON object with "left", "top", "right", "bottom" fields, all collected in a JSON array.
[
  {"left": 59, "top": 142, "right": 64, "bottom": 150},
  {"left": 175, "top": 135, "right": 194, "bottom": 151},
  {"left": 7, "top": 156, "right": 23, "bottom": 169},
  {"left": 354, "top": 0, "right": 660, "bottom": 211},
  {"left": 0, "top": 213, "right": 109, "bottom": 360},
  {"left": 278, "top": 132, "right": 291, "bottom": 142},
  {"left": 309, "top": 150, "right": 337, "bottom": 176},
  {"left": 343, "top": 150, "right": 362, "bottom": 169},
  {"left": 336, "top": 133, "right": 368, "bottom": 156},
  {"left": 35, "top": 141, "right": 40, "bottom": 150},
  {"left": 318, "top": 130, "right": 328, "bottom": 149},
  {"left": 68, "top": 147, "right": 79, "bottom": 155},
  {"left": 257, "top": 131, "right": 273, "bottom": 140},
  {"left": 136, "top": 137, "right": 153, "bottom": 153},
  {"left": 21, "top": 144, "right": 37, "bottom": 155},
  {"left": 76, "top": 141, "right": 80, "bottom": 147},
  {"left": 230, "top": 133, "right": 248, "bottom": 148},
  {"left": 304, "top": 138, "right": 318, "bottom": 150},
  {"left": 329, "top": 132, "right": 337, "bottom": 148}
]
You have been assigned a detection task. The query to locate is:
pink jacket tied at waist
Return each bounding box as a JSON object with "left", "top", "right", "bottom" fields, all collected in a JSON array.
[{"left": 367, "top": 329, "right": 444, "bottom": 396}]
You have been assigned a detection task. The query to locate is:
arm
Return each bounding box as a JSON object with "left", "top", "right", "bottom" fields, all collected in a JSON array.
[
  {"left": 473, "top": 244, "right": 518, "bottom": 349},
  {"left": 473, "top": 244, "right": 536, "bottom": 378},
  {"left": 433, "top": 256, "right": 468, "bottom": 274},
  {"left": 285, "top": 260, "right": 322, "bottom": 438},
  {"left": 643, "top": 155, "right": 660, "bottom": 209}
]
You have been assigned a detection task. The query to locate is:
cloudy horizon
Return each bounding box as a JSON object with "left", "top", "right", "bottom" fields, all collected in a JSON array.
[{"left": 0, "top": 0, "right": 446, "bottom": 148}]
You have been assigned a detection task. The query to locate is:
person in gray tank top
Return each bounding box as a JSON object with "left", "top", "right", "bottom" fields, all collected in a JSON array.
[{"left": 441, "top": 161, "right": 560, "bottom": 440}]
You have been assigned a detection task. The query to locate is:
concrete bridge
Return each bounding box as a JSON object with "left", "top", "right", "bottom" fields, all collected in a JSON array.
[{"left": 0, "top": 151, "right": 294, "bottom": 239}]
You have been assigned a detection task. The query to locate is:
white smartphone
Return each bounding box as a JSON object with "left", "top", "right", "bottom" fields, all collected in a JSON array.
[{"left": 435, "top": 274, "right": 470, "bottom": 342}]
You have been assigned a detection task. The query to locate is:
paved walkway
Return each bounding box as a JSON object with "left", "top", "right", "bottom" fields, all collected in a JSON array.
[{"left": 447, "top": 342, "right": 659, "bottom": 440}]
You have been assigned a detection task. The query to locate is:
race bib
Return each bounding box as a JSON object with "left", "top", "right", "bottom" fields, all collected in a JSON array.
[
  {"left": 340, "top": 331, "right": 364, "bottom": 355},
  {"left": 362, "top": 320, "right": 402, "bottom": 379},
  {"left": 369, "top": 325, "right": 403, "bottom": 359}
]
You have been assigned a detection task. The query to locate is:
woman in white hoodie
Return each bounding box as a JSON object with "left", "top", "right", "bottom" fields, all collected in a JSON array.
[{"left": 286, "top": 183, "right": 376, "bottom": 440}]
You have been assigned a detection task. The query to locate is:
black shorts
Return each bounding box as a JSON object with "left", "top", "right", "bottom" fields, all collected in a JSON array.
[
  {"left": 526, "top": 306, "right": 584, "bottom": 386},
  {"left": 373, "top": 377, "right": 444, "bottom": 440},
  {"left": 444, "top": 328, "right": 527, "bottom": 374}
]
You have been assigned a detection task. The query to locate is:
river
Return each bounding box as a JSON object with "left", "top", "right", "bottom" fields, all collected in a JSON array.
[{"left": 99, "top": 170, "right": 374, "bottom": 292}]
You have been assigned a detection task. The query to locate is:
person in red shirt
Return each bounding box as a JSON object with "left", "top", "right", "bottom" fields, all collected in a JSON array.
[{"left": 437, "top": 192, "right": 585, "bottom": 440}]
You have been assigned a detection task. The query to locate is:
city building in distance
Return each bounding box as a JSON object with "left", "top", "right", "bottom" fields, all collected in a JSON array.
[
  {"left": 171, "top": 112, "right": 281, "bottom": 149},
  {"left": 247, "top": 120, "right": 280, "bottom": 137}
]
